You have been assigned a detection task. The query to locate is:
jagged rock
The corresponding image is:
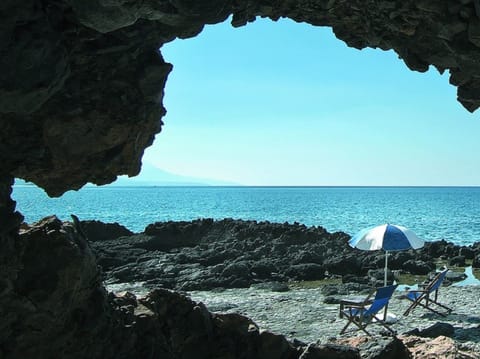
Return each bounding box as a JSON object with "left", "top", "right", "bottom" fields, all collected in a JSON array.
[
  {"left": 1, "top": 216, "right": 115, "bottom": 359},
  {"left": 459, "top": 247, "right": 475, "bottom": 259},
  {"left": 85, "top": 218, "right": 474, "bottom": 291},
  {"left": 80, "top": 220, "right": 133, "bottom": 242},
  {"left": 2, "top": 209, "right": 480, "bottom": 358},
  {"left": 3, "top": 1, "right": 480, "bottom": 195},
  {"left": 285, "top": 263, "right": 326, "bottom": 281},
  {"left": 449, "top": 255, "right": 466, "bottom": 267},
  {"left": 257, "top": 330, "right": 298, "bottom": 359},
  {"left": 89, "top": 219, "right": 347, "bottom": 289},
  {"left": 324, "top": 254, "right": 362, "bottom": 276},
  {"left": 399, "top": 335, "right": 472, "bottom": 359},
  {"left": 401, "top": 260, "right": 435, "bottom": 275},
  {"left": 472, "top": 254, "right": 480, "bottom": 268},
  {"left": 405, "top": 322, "right": 455, "bottom": 338},
  {"left": 299, "top": 343, "right": 360, "bottom": 359},
  {"left": 335, "top": 336, "right": 411, "bottom": 359}
]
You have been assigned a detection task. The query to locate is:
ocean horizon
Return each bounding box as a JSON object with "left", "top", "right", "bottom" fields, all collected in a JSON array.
[{"left": 12, "top": 185, "right": 480, "bottom": 246}]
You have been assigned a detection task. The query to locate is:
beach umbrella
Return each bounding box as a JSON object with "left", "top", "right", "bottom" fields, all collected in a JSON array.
[{"left": 349, "top": 224, "right": 425, "bottom": 286}]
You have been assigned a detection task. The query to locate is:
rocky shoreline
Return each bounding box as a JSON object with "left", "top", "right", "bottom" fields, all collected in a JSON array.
[
  {"left": 190, "top": 285, "right": 480, "bottom": 352},
  {"left": 85, "top": 217, "right": 480, "bottom": 358},
  {"left": 83, "top": 218, "right": 479, "bottom": 292},
  {"left": 8, "top": 216, "right": 480, "bottom": 359},
  {"left": 107, "top": 282, "right": 480, "bottom": 358}
]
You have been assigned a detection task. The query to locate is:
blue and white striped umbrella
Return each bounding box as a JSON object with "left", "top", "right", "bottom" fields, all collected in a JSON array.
[{"left": 349, "top": 224, "right": 425, "bottom": 285}]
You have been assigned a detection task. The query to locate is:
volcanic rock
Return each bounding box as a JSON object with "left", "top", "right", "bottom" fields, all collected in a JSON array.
[
  {"left": 83, "top": 218, "right": 480, "bottom": 291},
  {"left": 4, "top": 1, "right": 480, "bottom": 195}
]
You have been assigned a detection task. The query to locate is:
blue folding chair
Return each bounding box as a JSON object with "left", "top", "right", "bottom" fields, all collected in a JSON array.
[
  {"left": 403, "top": 268, "right": 452, "bottom": 317},
  {"left": 339, "top": 284, "right": 398, "bottom": 336}
]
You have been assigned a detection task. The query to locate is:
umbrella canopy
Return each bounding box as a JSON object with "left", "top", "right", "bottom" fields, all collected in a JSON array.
[{"left": 349, "top": 224, "right": 425, "bottom": 285}]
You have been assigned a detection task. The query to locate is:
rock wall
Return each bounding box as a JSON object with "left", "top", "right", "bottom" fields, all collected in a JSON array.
[
  {"left": 0, "top": 175, "right": 25, "bottom": 359},
  {"left": 2, "top": 217, "right": 115, "bottom": 358},
  {"left": 2, "top": 0, "right": 480, "bottom": 195}
]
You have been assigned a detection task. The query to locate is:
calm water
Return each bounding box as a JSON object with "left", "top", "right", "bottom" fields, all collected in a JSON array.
[{"left": 11, "top": 185, "right": 480, "bottom": 245}]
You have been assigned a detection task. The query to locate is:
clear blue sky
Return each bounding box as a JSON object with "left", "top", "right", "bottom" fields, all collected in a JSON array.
[{"left": 141, "top": 17, "right": 480, "bottom": 186}]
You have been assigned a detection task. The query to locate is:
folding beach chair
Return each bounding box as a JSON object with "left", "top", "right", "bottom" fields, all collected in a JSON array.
[
  {"left": 339, "top": 284, "right": 398, "bottom": 336},
  {"left": 403, "top": 268, "right": 452, "bottom": 317}
]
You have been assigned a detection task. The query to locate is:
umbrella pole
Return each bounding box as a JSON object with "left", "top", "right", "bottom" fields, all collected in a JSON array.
[{"left": 384, "top": 250, "right": 388, "bottom": 286}]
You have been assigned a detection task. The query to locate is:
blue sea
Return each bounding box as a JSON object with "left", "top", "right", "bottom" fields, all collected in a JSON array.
[{"left": 11, "top": 185, "right": 480, "bottom": 246}]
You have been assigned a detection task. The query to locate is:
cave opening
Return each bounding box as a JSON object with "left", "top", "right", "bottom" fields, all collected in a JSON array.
[{"left": 12, "top": 17, "right": 480, "bottom": 232}]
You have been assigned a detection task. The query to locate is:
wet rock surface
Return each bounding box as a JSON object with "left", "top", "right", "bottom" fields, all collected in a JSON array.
[{"left": 85, "top": 218, "right": 473, "bottom": 291}]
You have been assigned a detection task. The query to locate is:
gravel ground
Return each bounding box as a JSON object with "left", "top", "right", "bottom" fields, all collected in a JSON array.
[
  {"left": 187, "top": 285, "right": 480, "bottom": 351},
  {"left": 107, "top": 282, "right": 480, "bottom": 353}
]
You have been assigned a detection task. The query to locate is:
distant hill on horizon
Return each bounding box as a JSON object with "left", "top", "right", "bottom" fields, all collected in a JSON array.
[
  {"left": 14, "top": 163, "right": 239, "bottom": 187},
  {"left": 110, "top": 163, "right": 238, "bottom": 187}
]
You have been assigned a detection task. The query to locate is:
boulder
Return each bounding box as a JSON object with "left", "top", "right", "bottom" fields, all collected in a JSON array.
[
  {"left": 285, "top": 263, "right": 326, "bottom": 281},
  {"left": 367, "top": 269, "right": 395, "bottom": 285},
  {"left": 448, "top": 255, "right": 466, "bottom": 267},
  {"left": 299, "top": 343, "right": 360, "bottom": 359},
  {"left": 335, "top": 336, "right": 410, "bottom": 359},
  {"left": 472, "top": 254, "right": 480, "bottom": 268},
  {"left": 257, "top": 330, "right": 297, "bottom": 359},
  {"left": 405, "top": 322, "right": 455, "bottom": 338},
  {"left": 402, "top": 260, "right": 435, "bottom": 275},
  {"left": 324, "top": 255, "right": 362, "bottom": 276},
  {"left": 80, "top": 220, "right": 133, "bottom": 241},
  {"left": 1, "top": 216, "right": 117, "bottom": 359},
  {"left": 459, "top": 247, "right": 475, "bottom": 260},
  {"left": 399, "top": 335, "right": 465, "bottom": 358}
]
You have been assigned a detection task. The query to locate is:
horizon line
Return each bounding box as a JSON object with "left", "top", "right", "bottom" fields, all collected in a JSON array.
[
  {"left": 98, "top": 184, "right": 480, "bottom": 188},
  {"left": 14, "top": 182, "right": 480, "bottom": 189}
]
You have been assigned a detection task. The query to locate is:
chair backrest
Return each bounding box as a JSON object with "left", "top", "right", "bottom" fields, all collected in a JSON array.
[
  {"left": 364, "top": 284, "right": 398, "bottom": 316},
  {"left": 427, "top": 268, "right": 449, "bottom": 293}
]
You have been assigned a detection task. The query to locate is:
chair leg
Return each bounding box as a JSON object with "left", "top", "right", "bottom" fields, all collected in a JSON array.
[
  {"left": 351, "top": 320, "right": 372, "bottom": 336},
  {"left": 374, "top": 315, "right": 395, "bottom": 334},
  {"left": 404, "top": 298, "right": 452, "bottom": 317},
  {"left": 403, "top": 298, "right": 421, "bottom": 316},
  {"left": 340, "top": 318, "right": 354, "bottom": 334},
  {"left": 430, "top": 300, "right": 452, "bottom": 314},
  {"left": 403, "top": 293, "right": 429, "bottom": 316},
  {"left": 340, "top": 316, "right": 372, "bottom": 336}
]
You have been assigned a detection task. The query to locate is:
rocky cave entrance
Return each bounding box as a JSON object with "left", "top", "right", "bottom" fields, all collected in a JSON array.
[
  {"left": 11, "top": 16, "right": 479, "bottom": 229},
  {"left": 4, "top": 2, "right": 480, "bottom": 357},
  {"left": 4, "top": 1, "right": 480, "bottom": 199}
]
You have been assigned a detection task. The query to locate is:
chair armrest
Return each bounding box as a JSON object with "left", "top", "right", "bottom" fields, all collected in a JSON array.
[
  {"left": 340, "top": 297, "right": 373, "bottom": 306},
  {"left": 339, "top": 297, "right": 372, "bottom": 318}
]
